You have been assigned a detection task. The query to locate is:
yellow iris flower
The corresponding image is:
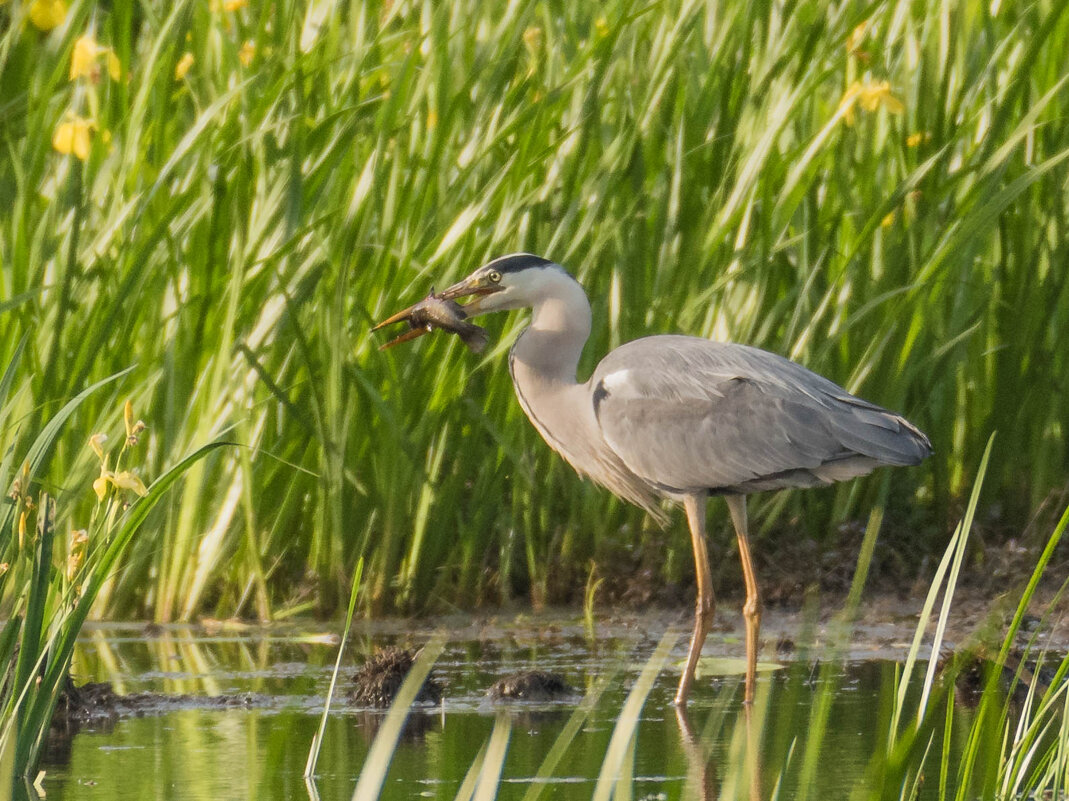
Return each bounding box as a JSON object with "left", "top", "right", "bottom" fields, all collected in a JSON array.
[
  {"left": 838, "top": 79, "right": 904, "bottom": 126},
  {"left": 70, "top": 35, "right": 122, "bottom": 81},
  {"left": 29, "top": 0, "right": 66, "bottom": 31},
  {"left": 93, "top": 466, "right": 149, "bottom": 501},
  {"left": 53, "top": 116, "right": 95, "bottom": 160}
]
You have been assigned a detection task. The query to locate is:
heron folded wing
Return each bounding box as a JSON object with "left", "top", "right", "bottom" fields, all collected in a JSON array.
[{"left": 589, "top": 335, "right": 928, "bottom": 495}]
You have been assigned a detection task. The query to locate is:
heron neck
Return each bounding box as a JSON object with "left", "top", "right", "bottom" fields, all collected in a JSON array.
[{"left": 511, "top": 280, "right": 592, "bottom": 385}]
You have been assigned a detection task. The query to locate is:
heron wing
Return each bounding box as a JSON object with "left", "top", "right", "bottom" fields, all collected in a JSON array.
[{"left": 589, "top": 336, "right": 930, "bottom": 494}]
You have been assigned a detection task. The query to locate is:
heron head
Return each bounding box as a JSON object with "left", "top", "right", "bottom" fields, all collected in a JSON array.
[{"left": 440, "top": 253, "right": 567, "bottom": 316}]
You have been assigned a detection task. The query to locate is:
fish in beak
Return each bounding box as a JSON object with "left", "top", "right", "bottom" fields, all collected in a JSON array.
[{"left": 371, "top": 288, "right": 489, "bottom": 353}]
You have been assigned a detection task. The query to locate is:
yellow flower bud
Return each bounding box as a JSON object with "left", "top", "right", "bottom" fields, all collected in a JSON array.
[
  {"left": 93, "top": 473, "right": 109, "bottom": 502},
  {"left": 846, "top": 20, "right": 869, "bottom": 54},
  {"left": 175, "top": 52, "right": 194, "bottom": 81},
  {"left": 89, "top": 433, "right": 107, "bottom": 461},
  {"left": 67, "top": 529, "right": 88, "bottom": 582}
]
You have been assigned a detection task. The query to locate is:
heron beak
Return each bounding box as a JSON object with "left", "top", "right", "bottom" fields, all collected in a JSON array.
[
  {"left": 370, "top": 301, "right": 434, "bottom": 349},
  {"left": 438, "top": 273, "right": 501, "bottom": 314},
  {"left": 376, "top": 326, "right": 432, "bottom": 349},
  {"left": 371, "top": 303, "right": 420, "bottom": 332}
]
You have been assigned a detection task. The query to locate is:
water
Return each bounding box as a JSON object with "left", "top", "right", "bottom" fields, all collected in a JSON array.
[{"left": 30, "top": 611, "right": 1017, "bottom": 800}]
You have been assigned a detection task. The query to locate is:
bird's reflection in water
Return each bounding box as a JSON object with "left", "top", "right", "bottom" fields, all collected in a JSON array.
[
  {"left": 353, "top": 706, "right": 441, "bottom": 744},
  {"left": 675, "top": 694, "right": 765, "bottom": 801},
  {"left": 676, "top": 704, "right": 718, "bottom": 801}
]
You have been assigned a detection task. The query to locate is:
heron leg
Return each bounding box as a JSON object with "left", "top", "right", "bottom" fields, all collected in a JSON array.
[
  {"left": 726, "top": 494, "right": 761, "bottom": 704},
  {"left": 674, "top": 493, "right": 715, "bottom": 706}
]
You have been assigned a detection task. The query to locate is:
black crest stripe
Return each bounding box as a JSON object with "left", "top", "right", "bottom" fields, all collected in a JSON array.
[{"left": 486, "top": 253, "right": 553, "bottom": 274}]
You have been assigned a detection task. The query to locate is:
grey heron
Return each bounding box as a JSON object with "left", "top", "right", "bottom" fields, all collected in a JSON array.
[{"left": 377, "top": 253, "right": 932, "bottom": 705}]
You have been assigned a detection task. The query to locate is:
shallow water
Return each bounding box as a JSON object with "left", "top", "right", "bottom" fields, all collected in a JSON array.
[{"left": 29, "top": 611, "right": 1020, "bottom": 800}]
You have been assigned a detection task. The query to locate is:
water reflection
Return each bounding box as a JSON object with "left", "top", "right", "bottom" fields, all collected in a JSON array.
[
  {"left": 31, "top": 619, "right": 1018, "bottom": 801},
  {"left": 675, "top": 704, "right": 718, "bottom": 800},
  {"left": 352, "top": 707, "right": 441, "bottom": 743}
]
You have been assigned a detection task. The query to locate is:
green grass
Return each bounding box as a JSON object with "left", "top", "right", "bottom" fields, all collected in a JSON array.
[{"left": 0, "top": 0, "right": 1067, "bottom": 623}]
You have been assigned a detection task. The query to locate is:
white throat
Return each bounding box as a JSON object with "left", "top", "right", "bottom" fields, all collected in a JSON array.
[{"left": 509, "top": 270, "right": 591, "bottom": 384}]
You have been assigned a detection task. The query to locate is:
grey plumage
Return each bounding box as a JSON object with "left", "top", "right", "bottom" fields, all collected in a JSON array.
[{"left": 590, "top": 336, "right": 931, "bottom": 497}]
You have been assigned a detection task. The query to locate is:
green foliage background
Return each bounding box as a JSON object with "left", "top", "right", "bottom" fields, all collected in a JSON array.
[{"left": 1, "top": 0, "right": 1067, "bottom": 620}]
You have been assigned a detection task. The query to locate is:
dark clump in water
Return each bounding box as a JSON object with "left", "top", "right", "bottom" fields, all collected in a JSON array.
[
  {"left": 53, "top": 676, "right": 262, "bottom": 727},
  {"left": 46, "top": 676, "right": 265, "bottom": 765},
  {"left": 943, "top": 649, "right": 1058, "bottom": 709},
  {"left": 487, "top": 670, "right": 573, "bottom": 701},
  {"left": 348, "top": 647, "right": 443, "bottom": 708},
  {"left": 55, "top": 680, "right": 127, "bottom": 727}
]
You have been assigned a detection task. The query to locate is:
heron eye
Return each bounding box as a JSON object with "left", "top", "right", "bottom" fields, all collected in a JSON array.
[{"left": 488, "top": 270, "right": 502, "bottom": 283}]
